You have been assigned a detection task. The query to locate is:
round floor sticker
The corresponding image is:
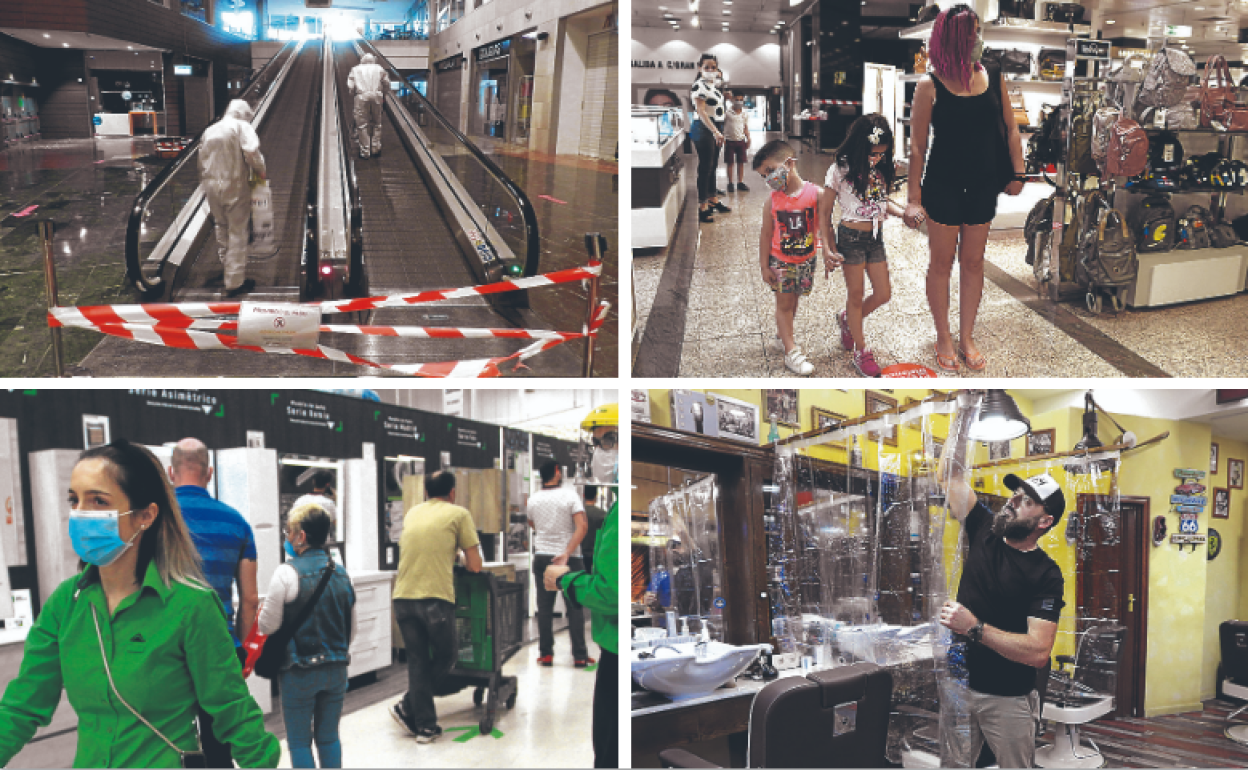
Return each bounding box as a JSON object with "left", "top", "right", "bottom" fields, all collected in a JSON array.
[
  {"left": 1208, "top": 528, "right": 1222, "bottom": 561},
  {"left": 713, "top": 596, "right": 726, "bottom": 609}
]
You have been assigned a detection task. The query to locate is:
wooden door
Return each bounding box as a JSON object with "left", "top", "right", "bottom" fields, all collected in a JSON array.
[{"left": 1076, "top": 495, "right": 1149, "bottom": 718}]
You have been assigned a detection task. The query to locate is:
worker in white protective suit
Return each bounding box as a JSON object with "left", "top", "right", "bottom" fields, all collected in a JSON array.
[
  {"left": 197, "top": 99, "right": 266, "bottom": 296},
  {"left": 347, "top": 53, "right": 391, "bottom": 158}
]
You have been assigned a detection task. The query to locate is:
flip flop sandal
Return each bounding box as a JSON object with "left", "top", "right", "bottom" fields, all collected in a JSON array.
[
  {"left": 958, "top": 347, "right": 987, "bottom": 371},
  {"left": 933, "top": 343, "right": 960, "bottom": 373}
]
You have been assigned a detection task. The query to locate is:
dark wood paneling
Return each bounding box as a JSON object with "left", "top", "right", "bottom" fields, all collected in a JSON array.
[
  {"left": 0, "top": 1, "right": 89, "bottom": 30},
  {"left": 0, "top": 33, "right": 40, "bottom": 84},
  {"left": 33, "top": 49, "right": 88, "bottom": 138},
  {"left": 632, "top": 695, "right": 752, "bottom": 756}
]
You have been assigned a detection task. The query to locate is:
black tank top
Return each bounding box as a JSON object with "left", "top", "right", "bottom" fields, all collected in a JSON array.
[{"left": 924, "top": 67, "right": 1000, "bottom": 190}]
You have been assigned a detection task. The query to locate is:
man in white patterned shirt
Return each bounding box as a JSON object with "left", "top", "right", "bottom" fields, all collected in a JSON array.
[{"left": 526, "top": 460, "right": 592, "bottom": 667}]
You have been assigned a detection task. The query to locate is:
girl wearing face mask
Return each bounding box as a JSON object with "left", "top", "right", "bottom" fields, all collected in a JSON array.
[
  {"left": 691, "top": 53, "right": 730, "bottom": 223},
  {"left": 259, "top": 503, "right": 356, "bottom": 768},
  {"left": 907, "top": 3, "right": 1024, "bottom": 374},
  {"left": 0, "top": 439, "right": 279, "bottom": 768}
]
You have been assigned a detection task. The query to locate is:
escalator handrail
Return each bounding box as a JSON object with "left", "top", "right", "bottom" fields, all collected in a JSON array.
[
  {"left": 303, "top": 43, "right": 325, "bottom": 297},
  {"left": 358, "top": 39, "right": 541, "bottom": 278},
  {"left": 330, "top": 44, "right": 364, "bottom": 288},
  {"left": 123, "top": 41, "right": 298, "bottom": 296}
]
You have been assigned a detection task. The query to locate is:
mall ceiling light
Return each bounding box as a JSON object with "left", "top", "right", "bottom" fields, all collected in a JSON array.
[
  {"left": 967, "top": 390, "right": 1031, "bottom": 442},
  {"left": 1105, "top": 19, "right": 1116, "bottom": 24},
  {"left": 692, "top": 13, "right": 699, "bottom": 27}
]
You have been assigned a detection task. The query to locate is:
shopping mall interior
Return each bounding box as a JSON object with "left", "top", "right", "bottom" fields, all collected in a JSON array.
[
  {"left": 631, "top": 387, "right": 1248, "bottom": 769},
  {"left": 0, "top": 387, "right": 618, "bottom": 767},
  {"left": 0, "top": 0, "right": 618, "bottom": 377},
  {"left": 632, "top": 0, "right": 1248, "bottom": 378}
]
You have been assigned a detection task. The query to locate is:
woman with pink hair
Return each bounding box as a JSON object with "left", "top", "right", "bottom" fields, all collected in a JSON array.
[{"left": 904, "top": 3, "right": 1025, "bottom": 372}]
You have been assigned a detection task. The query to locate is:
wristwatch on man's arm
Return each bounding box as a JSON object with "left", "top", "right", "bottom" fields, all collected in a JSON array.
[{"left": 967, "top": 621, "right": 985, "bottom": 644}]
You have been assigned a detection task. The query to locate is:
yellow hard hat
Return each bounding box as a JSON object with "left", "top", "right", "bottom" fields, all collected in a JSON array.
[{"left": 581, "top": 403, "right": 618, "bottom": 431}]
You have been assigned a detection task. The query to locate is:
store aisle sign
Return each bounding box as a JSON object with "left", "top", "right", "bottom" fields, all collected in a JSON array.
[
  {"left": 383, "top": 415, "right": 424, "bottom": 442},
  {"left": 126, "top": 390, "right": 222, "bottom": 416},
  {"left": 1163, "top": 25, "right": 1193, "bottom": 38},
  {"left": 238, "top": 302, "right": 321, "bottom": 350},
  {"left": 1074, "top": 39, "right": 1111, "bottom": 60},
  {"left": 476, "top": 39, "right": 510, "bottom": 63},
  {"left": 455, "top": 424, "right": 483, "bottom": 449}
]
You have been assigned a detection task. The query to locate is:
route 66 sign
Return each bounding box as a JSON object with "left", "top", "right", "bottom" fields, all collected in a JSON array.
[{"left": 1179, "top": 513, "right": 1199, "bottom": 534}]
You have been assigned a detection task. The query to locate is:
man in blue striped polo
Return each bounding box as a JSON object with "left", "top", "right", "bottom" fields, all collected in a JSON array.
[{"left": 170, "top": 437, "right": 260, "bottom": 768}]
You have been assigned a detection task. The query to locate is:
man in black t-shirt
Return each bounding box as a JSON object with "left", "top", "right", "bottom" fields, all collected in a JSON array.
[{"left": 935, "top": 403, "right": 1066, "bottom": 768}]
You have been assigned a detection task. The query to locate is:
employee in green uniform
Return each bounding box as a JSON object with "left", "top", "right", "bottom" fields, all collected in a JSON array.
[{"left": 0, "top": 439, "right": 280, "bottom": 768}]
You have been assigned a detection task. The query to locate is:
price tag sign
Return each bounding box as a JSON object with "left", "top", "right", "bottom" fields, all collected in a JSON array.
[{"left": 237, "top": 302, "right": 321, "bottom": 350}]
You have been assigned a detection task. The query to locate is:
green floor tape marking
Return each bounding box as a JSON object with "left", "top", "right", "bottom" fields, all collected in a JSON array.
[
  {"left": 583, "top": 663, "right": 598, "bottom": 672},
  {"left": 445, "top": 726, "right": 505, "bottom": 743}
]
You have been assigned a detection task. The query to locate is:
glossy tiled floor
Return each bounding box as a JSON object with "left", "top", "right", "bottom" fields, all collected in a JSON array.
[
  {"left": 634, "top": 133, "right": 1248, "bottom": 378},
  {"left": 0, "top": 136, "right": 617, "bottom": 377}
]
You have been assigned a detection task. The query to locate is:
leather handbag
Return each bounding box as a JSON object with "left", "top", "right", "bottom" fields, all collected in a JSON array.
[
  {"left": 254, "top": 558, "right": 336, "bottom": 680},
  {"left": 1044, "top": 2, "right": 1085, "bottom": 23},
  {"left": 1001, "top": 49, "right": 1034, "bottom": 75},
  {"left": 1009, "top": 89, "right": 1030, "bottom": 127},
  {"left": 1200, "top": 55, "right": 1248, "bottom": 130}
]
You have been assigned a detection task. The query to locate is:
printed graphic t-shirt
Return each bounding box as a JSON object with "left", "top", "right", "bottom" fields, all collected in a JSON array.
[
  {"left": 957, "top": 502, "right": 1066, "bottom": 697},
  {"left": 770, "top": 181, "right": 821, "bottom": 264},
  {"left": 825, "top": 161, "right": 890, "bottom": 235}
]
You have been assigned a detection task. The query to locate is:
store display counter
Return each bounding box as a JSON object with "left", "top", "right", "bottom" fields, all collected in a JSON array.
[
  {"left": 94, "top": 112, "right": 131, "bottom": 136},
  {"left": 632, "top": 106, "right": 686, "bottom": 249},
  {"left": 1126, "top": 246, "right": 1248, "bottom": 308}
]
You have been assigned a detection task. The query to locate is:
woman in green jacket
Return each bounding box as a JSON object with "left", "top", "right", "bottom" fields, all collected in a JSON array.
[
  {"left": 0, "top": 439, "right": 280, "bottom": 768},
  {"left": 546, "top": 502, "right": 617, "bottom": 768}
]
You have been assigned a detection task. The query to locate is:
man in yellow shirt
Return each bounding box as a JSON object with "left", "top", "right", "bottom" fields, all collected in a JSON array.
[{"left": 390, "top": 471, "right": 482, "bottom": 743}]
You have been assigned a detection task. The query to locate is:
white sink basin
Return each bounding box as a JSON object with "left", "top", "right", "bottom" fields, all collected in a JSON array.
[{"left": 631, "top": 641, "right": 769, "bottom": 701}]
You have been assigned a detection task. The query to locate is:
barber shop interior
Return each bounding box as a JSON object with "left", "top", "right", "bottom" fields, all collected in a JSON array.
[
  {"left": 0, "top": 387, "right": 617, "bottom": 768},
  {"left": 631, "top": 387, "right": 1248, "bottom": 769}
]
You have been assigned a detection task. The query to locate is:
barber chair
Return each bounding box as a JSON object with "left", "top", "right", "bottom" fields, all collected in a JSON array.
[
  {"left": 1221, "top": 620, "right": 1248, "bottom": 745},
  {"left": 658, "top": 662, "right": 894, "bottom": 768},
  {"left": 1035, "top": 624, "right": 1126, "bottom": 769}
]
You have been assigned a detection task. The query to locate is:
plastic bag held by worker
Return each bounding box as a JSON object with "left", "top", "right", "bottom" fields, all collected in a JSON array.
[
  {"left": 241, "top": 606, "right": 267, "bottom": 678},
  {"left": 250, "top": 178, "right": 276, "bottom": 257}
]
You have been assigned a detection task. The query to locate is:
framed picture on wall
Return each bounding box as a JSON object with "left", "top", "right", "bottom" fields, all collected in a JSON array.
[
  {"left": 1027, "top": 429, "right": 1055, "bottom": 457},
  {"left": 1212, "top": 442, "right": 1220, "bottom": 474},
  {"left": 988, "top": 440, "right": 1011, "bottom": 461},
  {"left": 709, "top": 393, "right": 759, "bottom": 444},
  {"left": 865, "top": 391, "right": 898, "bottom": 447},
  {"left": 811, "top": 406, "right": 846, "bottom": 431},
  {"left": 1213, "top": 487, "right": 1231, "bottom": 519},
  {"left": 1230, "top": 458, "right": 1244, "bottom": 490},
  {"left": 765, "top": 390, "right": 800, "bottom": 428}
]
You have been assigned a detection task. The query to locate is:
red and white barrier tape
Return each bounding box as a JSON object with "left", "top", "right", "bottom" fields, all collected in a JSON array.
[
  {"left": 48, "top": 263, "right": 602, "bottom": 330},
  {"left": 47, "top": 263, "right": 608, "bottom": 378}
]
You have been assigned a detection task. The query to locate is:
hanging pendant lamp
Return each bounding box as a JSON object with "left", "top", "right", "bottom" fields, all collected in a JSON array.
[{"left": 967, "top": 390, "right": 1031, "bottom": 442}]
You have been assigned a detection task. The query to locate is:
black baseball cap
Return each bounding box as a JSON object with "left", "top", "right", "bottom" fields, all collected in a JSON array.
[{"left": 1004, "top": 472, "right": 1066, "bottom": 522}]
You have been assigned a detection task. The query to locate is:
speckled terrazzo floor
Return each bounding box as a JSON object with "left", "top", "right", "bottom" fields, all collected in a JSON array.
[{"left": 666, "top": 134, "right": 1248, "bottom": 378}]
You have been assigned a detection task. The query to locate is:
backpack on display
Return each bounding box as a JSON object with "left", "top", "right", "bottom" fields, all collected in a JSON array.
[
  {"left": 1069, "top": 104, "right": 1100, "bottom": 177},
  {"left": 1106, "top": 55, "right": 1148, "bottom": 117},
  {"left": 1210, "top": 223, "right": 1239, "bottom": 248},
  {"left": 1076, "top": 209, "right": 1139, "bottom": 312},
  {"left": 1148, "top": 130, "right": 1183, "bottom": 172},
  {"left": 1027, "top": 104, "right": 1065, "bottom": 174},
  {"left": 1091, "top": 107, "right": 1121, "bottom": 174},
  {"left": 1024, "top": 194, "right": 1056, "bottom": 266},
  {"left": 1177, "top": 205, "right": 1213, "bottom": 249},
  {"left": 1133, "top": 194, "right": 1176, "bottom": 253},
  {"left": 1063, "top": 189, "right": 1109, "bottom": 281},
  {"left": 1136, "top": 46, "right": 1197, "bottom": 110},
  {"left": 1105, "top": 117, "right": 1149, "bottom": 177},
  {"left": 1044, "top": 2, "right": 1086, "bottom": 23}
]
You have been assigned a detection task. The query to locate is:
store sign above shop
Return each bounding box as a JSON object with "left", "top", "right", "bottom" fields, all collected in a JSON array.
[
  {"left": 435, "top": 56, "right": 463, "bottom": 72},
  {"left": 285, "top": 398, "right": 340, "bottom": 431},
  {"left": 1074, "top": 39, "right": 1111, "bottom": 60},
  {"left": 382, "top": 415, "right": 423, "bottom": 442},
  {"left": 632, "top": 60, "right": 697, "bottom": 70},
  {"left": 476, "top": 39, "right": 510, "bottom": 63}
]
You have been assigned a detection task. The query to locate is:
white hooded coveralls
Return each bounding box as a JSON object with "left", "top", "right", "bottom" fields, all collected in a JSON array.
[
  {"left": 348, "top": 55, "right": 391, "bottom": 157},
  {"left": 197, "top": 100, "right": 266, "bottom": 290}
]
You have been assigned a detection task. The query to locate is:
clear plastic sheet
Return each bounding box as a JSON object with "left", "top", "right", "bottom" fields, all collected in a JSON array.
[
  {"left": 772, "top": 394, "right": 1125, "bottom": 766},
  {"left": 646, "top": 476, "right": 724, "bottom": 640}
]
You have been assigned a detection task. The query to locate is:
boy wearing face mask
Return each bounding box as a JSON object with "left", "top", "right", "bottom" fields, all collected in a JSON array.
[
  {"left": 753, "top": 140, "right": 840, "bottom": 376},
  {"left": 722, "top": 90, "right": 750, "bottom": 193}
]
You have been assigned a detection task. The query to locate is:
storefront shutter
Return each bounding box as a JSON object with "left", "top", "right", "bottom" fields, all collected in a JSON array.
[{"left": 579, "top": 29, "right": 618, "bottom": 160}]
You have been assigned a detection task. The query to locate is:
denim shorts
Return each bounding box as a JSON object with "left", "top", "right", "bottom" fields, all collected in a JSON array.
[
  {"left": 768, "top": 254, "right": 816, "bottom": 296},
  {"left": 837, "top": 225, "right": 888, "bottom": 265}
]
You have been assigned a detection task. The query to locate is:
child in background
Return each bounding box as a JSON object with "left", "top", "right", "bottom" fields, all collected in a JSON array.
[
  {"left": 820, "top": 114, "right": 910, "bottom": 377},
  {"left": 754, "top": 140, "right": 839, "bottom": 376},
  {"left": 722, "top": 90, "right": 750, "bottom": 193}
]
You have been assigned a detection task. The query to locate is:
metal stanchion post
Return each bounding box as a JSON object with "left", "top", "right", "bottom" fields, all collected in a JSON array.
[
  {"left": 582, "top": 233, "right": 605, "bottom": 378},
  {"left": 39, "top": 220, "right": 65, "bottom": 377}
]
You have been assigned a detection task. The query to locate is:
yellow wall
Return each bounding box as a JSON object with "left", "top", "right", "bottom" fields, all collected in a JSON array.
[
  {"left": 1203, "top": 436, "right": 1248, "bottom": 701},
  {"left": 639, "top": 389, "right": 1236, "bottom": 717}
]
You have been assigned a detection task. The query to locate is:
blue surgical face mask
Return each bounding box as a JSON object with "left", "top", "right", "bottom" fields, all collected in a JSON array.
[
  {"left": 69, "top": 509, "right": 143, "bottom": 567},
  {"left": 284, "top": 540, "right": 298, "bottom": 559},
  {"left": 765, "top": 160, "right": 791, "bottom": 192}
]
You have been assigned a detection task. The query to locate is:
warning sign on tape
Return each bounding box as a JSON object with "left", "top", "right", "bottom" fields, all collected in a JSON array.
[{"left": 48, "top": 263, "right": 608, "bottom": 378}]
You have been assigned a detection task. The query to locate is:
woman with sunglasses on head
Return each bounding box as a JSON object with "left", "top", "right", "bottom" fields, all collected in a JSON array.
[
  {"left": 259, "top": 503, "right": 356, "bottom": 768},
  {"left": 0, "top": 440, "right": 280, "bottom": 768},
  {"left": 692, "top": 53, "right": 731, "bottom": 223},
  {"left": 906, "top": 3, "right": 1025, "bottom": 373}
]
